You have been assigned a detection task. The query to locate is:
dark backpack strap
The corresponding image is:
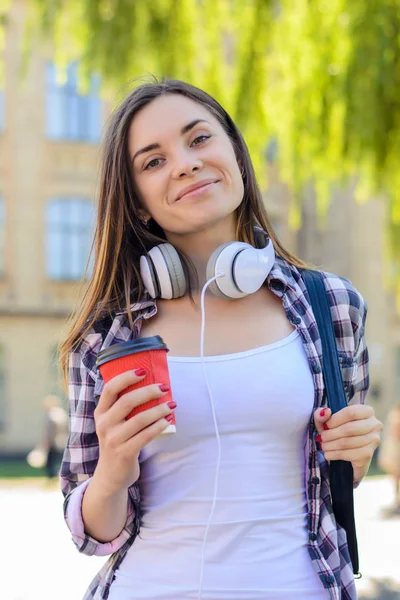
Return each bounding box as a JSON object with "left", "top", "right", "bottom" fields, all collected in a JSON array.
[{"left": 301, "top": 269, "right": 360, "bottom": 576}]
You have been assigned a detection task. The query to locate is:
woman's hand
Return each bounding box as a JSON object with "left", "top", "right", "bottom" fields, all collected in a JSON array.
[
  {"left": 93, "top": 370, "right": 175, "bottom": 494},
  {"left": 313, "top": 405, "right": 383, "bottom": 483}
]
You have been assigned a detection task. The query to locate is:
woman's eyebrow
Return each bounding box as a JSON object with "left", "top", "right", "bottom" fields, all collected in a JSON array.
[{"left": 131, "top": 118, "right": 210, "bottom": 163}]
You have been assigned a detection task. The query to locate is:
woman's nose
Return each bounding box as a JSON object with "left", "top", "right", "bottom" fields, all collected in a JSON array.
[{"left": 171, "top": 151, "right": 203, "bottom": 179}]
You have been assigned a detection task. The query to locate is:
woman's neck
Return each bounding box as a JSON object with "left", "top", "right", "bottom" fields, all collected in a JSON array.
[{"left": 165, "top": 218, "right": 237, "bottom": 292}]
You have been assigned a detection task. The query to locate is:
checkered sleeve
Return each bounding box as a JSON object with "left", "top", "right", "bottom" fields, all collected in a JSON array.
[
  {"left": 348, "top": 292, "right": 369, "bottom": 407},
  {"left": 347, "top": 290, "right": 370, "bottom": 488},
  {"left": 60, "top": 332, "right": 141, "bottom": 556}
]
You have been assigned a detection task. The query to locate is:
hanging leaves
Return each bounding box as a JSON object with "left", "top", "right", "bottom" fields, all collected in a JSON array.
[
  {"left": 25, "top": 0, "right": 273, "bottom": 187},
  {"left": 0, "top": 0, "right": 10, "bottom": 83},
  {"left": 13, "top": 0, "right": 400, "bottom": 302},
  {"left": 270, "top": 0, "right": 400, "bottom": 303}
]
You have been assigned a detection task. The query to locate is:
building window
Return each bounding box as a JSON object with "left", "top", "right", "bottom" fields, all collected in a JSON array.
[
  {"left": 46, "top": 62, "right": 102, "bottom": 142},
  {"left": 0, "top": 198, "right": 4, "bottom": 275},
  {"left": 46, "top": 198, "right": 95, "bottom": 280},
  {"left": 0, "top": 344, "right": 6, "bottom": 430}
]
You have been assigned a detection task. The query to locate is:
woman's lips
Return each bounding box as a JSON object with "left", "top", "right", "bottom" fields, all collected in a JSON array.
[{"left": 176, "top": 181, "right": 218, "bottom": 201}]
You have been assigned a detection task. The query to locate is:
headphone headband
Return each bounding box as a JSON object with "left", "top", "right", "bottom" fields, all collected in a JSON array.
[{"left": 140, "top": 228, "right": 275, "bottom": 300}]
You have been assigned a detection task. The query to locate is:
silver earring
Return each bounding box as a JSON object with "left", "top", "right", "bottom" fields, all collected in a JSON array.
[{"left": 140, "top": 216, "right": 149, "bottom": 227}]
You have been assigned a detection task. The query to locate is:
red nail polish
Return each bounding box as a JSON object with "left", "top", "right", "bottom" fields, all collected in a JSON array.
[
  {"left": 320, "top": 408, "right": 327, "bottom": 417},
  {"left": 316, "top": 434, "right": 322, "bottom": 443},
  {"left": 166, "top": 414, "right": 174, "bottom": 422},
  {"left": 134, "top": 368, "right": 147, "bottom": 376},
  {"left": 159, "top": 384, "right": 170, "bottom": 392},
  {"left": 323, "top": 423, "right": 329, "bottom": 430},
  {"left": 167, "top": 401, "right": 177, "bottom": 409}
]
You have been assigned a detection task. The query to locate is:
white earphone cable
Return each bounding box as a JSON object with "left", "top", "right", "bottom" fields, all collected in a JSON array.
[{"left": 196, "top": 271, "right": 226, "bottom": 600}]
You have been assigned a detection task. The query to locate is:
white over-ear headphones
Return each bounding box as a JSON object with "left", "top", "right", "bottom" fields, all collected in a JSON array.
[{"left": 139, "top": 227, "right": 276, "bottom": 300}]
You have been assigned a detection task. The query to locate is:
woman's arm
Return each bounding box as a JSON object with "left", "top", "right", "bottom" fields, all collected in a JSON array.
[
  {"left": 81, "top": 473, "right": 130, "bottom": 543},
  {"left": 62, "top": 337, "right": 175, "bottom": 554},
  {"left": 61, "top": 338, "right": 139, "bottom": 556}
]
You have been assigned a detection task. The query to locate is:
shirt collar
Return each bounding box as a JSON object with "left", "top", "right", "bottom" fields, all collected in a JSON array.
[
  {"left": 115, "top": 298, "right": 156, "bottom": 317},
  {"left": 115, "top": 240, "right": 299, "bottom": 317},
  {"left": 266, "top": 255, "right": 298, "bottom": 295}
]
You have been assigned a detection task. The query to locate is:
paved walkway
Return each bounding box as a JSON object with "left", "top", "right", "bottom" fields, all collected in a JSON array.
[
  {"left": 352, "top": 477, "right": 400, "bottom": 599},
  {"left": 0, "top": 475, "right": 399, "bottom": 599}
]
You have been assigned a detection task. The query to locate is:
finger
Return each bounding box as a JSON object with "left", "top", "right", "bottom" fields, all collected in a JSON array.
[
  {"left": 324, "top": 404, "right": 374, "bottom": 430},
  {"left": 323, "top": 444, "right": 377, "bottom": 464},
  {"left": 317, "top": 416, "right": 379, "bottom": 443},
  {"left": 313, "top": 407, "right": 332, "bottom": 435},
  {"left": 118, "top": 399, "right": 175, "bottom": 443},
  {"left": 107, "top": 383, "right": 170, "bottom": 424},
  {"left": 95, "top": 370, "right": 147, "bottom": 415},
  {"left": 125, "top": 415, "right": 175, "bottom": 453},
  {"left": 319, "top": 431, "right": 381, "bottom": 453}
]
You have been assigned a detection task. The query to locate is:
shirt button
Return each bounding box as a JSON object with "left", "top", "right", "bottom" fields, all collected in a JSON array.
[
  {"left": 271, "top": 280, "right": 284, "bottom": 292},
  {"left": 324, "top": 574, "right": 335, "bottom": 585},
  {"left": 290, "top": 316, "right": 301, "bottom": 325},
  {"left": 312, "top": 364, "right": 322, "bottom": 374},
  {"left": 309, "top": 532, "right": 317, "bottom": 542},
  {"left": 311, "top": 477, "right": 320, "bottom": 485}
]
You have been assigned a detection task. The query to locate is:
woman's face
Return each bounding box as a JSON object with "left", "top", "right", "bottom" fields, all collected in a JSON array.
[{"left": 128, "top": 94, "right": 244, "bottom": 235}]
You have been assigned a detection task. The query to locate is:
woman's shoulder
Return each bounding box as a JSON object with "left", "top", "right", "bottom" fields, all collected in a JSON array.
[
  {"left": 319, "top": 269, "right": 367, "bottom": 314},
  {"left": 317, "top": 270, "right": 368, "bottom": 350},
  {"left": 280, "top": 258, "right": 368, "bottom": 351},
  {"left": 278, "top": 256, "right": 367, "bottom": 315},
  {"left": 273, "top": 256, "right": 367, "bottom": 312}
]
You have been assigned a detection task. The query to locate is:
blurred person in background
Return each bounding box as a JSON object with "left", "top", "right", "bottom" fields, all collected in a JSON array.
[
  {"left": 58, "top": 78, "right": 382, "bottom": 600},
  {"left": 27, "top": 394, "right": 68, "bottom": 479},
  {"left": 41, "top": 394, "right": 69, "bottom": 479},
  {"left": 378, "top": 402, "right": 400, "bottom": 512}
]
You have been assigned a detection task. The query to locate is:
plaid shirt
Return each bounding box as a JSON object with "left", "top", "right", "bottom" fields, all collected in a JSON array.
[{"left": 61, "top": 256, "right": 369, "bottom": 600}]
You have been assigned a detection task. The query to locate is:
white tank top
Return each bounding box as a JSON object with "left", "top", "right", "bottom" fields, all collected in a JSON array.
[{"left": 109, "top": 330, "right": 327, "bottom": 599}]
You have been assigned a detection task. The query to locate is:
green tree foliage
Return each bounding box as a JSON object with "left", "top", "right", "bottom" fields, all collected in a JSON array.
[
  {"left": 0, "top": 1, "right": 10, "bottom": 83},
  {"left": 8, "top": 0, "right": 400, "bottom": 299},
  {"left": 269, "top": 0, "right": 400, "bottom": 299},
  {"left": 24, "top": 0, "right": 274, "bottom": 173}
]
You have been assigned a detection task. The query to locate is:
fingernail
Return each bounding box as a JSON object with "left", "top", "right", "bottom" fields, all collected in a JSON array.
[
  {"left": 320, "top": 408, "right": 327, "bottom": 417},
  {"left": 316, "top": 434, "right": 322, "bottom": 443},
  {"left": 167, "top": 401, "right": 177, "bottom": 409},
  {"left": 323, "top": 423, "right": 329, "bottom": 430},
  {"left": 134, "top": 368, "right": 147, "bottom": 376},
  {"left": 166, "top": 414, "right": 174, "bottom": 422},
  {"left": 159, "top": 384, "right": 170, "bottom": 392}
]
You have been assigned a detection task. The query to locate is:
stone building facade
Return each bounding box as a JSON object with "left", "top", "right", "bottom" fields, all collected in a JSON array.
[{"left": 0, "top": 0, "right": 398, "bottom": 454}]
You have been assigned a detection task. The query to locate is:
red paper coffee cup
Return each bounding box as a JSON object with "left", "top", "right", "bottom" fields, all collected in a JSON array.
[{"left": 96, "top": 335, "right": 175, "bottom": 436}]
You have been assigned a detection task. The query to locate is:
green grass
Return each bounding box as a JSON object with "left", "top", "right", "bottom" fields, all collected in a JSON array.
[{"left": 0, "top": 459, "right": 56, "bottom": 479}]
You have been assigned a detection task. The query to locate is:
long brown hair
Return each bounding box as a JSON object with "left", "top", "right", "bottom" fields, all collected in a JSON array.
[{"left": 60, "top": 77, "right": 312, "bottom": 379}]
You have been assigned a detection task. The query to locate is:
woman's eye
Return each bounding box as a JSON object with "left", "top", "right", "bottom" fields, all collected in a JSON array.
[
  {"left": 192, "top": 134, "right": 211, "bottom": 146},
  {"left": 144, "top": 158, "right": 162, "bottom": 170}
]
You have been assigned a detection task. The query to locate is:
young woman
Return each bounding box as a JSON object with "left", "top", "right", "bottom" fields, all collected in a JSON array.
[{"left": 60, "top": 79, "right": 382, "bottom": 600}]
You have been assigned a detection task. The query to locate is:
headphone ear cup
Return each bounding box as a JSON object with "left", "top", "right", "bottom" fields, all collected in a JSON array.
[
  {"left": 139, "top": 254, "right": 159, "bottom": 299},
  {"left": 206, "top": 242, "right": 239, "bottom": 299},
  {"left": 158, "top": 244, "right": 187, "bottom": 298}
]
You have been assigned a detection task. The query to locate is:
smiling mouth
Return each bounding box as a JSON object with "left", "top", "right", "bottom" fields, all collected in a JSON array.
[{"left": 176, "top": 181, "right": 219, "bottom": 202}]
